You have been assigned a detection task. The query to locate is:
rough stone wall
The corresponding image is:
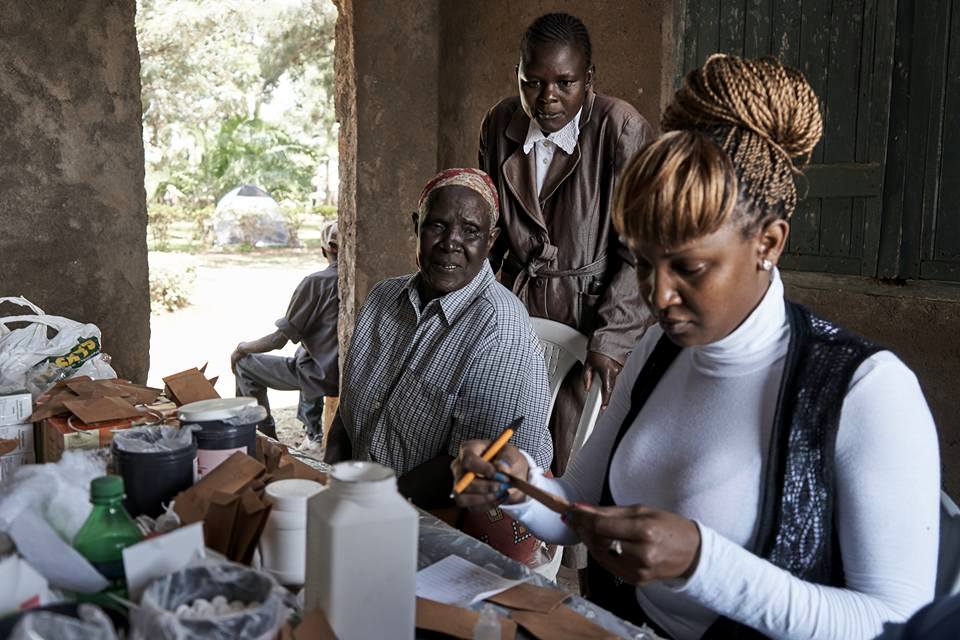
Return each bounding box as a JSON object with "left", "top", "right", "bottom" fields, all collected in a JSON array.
[
  {"left": 437, "top": 0, "right": 672, "bottom": 168},
  {"left": 785, "top": 279, "right": 960, "bottom": 496},
  {"left": 335, "top": 0, "right": 438, "bottom": 348},
  {"left": 0, "top": 1, "right": 149, "bottom": 382},
  {"left": 332, "top": 0, "right": 358, "bottom": 354}
]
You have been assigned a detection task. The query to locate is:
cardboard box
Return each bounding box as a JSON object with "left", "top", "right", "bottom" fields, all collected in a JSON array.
[
  {"left": 0, "top": 392, "right": 31, "bottom": 427},
  {"left": 0, "top": 423, "right": 35, "bottom": 457},
  {"left": 0, "top": 451, "right": 35, "bottom": 483},
  {"left": 36, "top": 415, "right": 135, "bottom": 463},
  {"left": 35, "top": 400, "right": 177, "bottom": 463}
]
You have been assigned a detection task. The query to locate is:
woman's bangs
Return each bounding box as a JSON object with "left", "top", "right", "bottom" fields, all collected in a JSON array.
[{"left": 614, "top": 132, "right": 737, "bottom": 249}]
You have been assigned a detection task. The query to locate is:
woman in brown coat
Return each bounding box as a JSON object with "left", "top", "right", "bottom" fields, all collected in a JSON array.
[{"left": 479, "top": 13, "right": 653, "bottom": 474}]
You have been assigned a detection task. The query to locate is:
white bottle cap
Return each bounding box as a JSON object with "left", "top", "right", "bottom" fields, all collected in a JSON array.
[
  {"left": 266, "top": 479, "right": 326, "bottom": 511},
  {"left": 330, "top": 461, "right": 396, "bottom": 483}
]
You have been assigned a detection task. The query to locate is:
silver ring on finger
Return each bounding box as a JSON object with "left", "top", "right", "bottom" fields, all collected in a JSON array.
[{"left": 608, "top": 538, "right": 623, "bottom": 557}]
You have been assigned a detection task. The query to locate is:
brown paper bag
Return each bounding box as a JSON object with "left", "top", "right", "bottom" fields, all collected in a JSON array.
[
  {"left": 511, "top": 605, "right": 618, "bottom": 640},
  {"left": 62, "top": 397, "right": 143, "bottom": 423},
  {"left": 171, "top": 452, "right": 272, "bottom": 563},
  {"left": 204, "top": 492, "right": 240, "bottom": 556},
  {"left": 162, "top": 367, "right": 220, "bottom": 406},
  {"left": 231, "top": 490, "right": 272, "bottom": 565},
  {"left": 488, "top": 582, "right": 569, "bottom": 613},
  {"left": 415, "top": 598, "right": 516, "bottom": 640}
]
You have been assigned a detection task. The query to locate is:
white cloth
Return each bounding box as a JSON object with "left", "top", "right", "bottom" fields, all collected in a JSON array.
[
  {"left": 504, "top": 270, "right": 940, "bottom": 640},
  {"left": 522, "top": 109, "right": 581, "bottom": 196}
]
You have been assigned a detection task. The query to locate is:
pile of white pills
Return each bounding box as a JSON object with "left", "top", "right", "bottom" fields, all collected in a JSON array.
[{"left": 174, "top": 595, "right": 252, "bottom": 618}]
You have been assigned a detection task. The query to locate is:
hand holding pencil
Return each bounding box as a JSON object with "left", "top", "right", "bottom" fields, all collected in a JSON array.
[{"left": 450, "top": 419, "right": 530, "bottom": 509}]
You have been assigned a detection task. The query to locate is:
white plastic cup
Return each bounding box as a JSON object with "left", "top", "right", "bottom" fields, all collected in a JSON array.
[{"left": 260, "top": 478, "right": 325, "bottom": 585}]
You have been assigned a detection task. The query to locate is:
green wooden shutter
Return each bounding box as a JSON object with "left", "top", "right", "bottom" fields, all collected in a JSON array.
[
  {"left": 675, "top": 0, "right": 897, "bottom": 276},
  {"left": 879, "top": 0, "right": 960, "bottom": 282}
]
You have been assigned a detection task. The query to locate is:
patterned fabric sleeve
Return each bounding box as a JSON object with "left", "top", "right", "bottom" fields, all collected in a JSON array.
[{"left": 447, "top": 327, "right": 553, "bottom": 469}]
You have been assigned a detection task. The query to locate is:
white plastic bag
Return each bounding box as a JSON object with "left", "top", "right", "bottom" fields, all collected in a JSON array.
[
  {"left": 9, "top": 604, "right": 119, "bottom": 640},
  {"left": 0, "top": 296, "right": 117, "bottom": 395},
  {"left": 131, "top": 562, "right": 287, "bottom": 640}
]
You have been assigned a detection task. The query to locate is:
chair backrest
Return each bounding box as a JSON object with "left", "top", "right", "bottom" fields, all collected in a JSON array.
[
  {"left": 937, "top": 491, "right": 960, "bottom": 597},
  {"left": 529, "top": 318, "right": 603, "bottom": 463}
]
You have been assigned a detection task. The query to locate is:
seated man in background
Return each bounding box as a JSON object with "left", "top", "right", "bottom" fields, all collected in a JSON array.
[
  {"left": 326, "top": 168, "right": 553, "bottom": 563},
  {"left": 232, "top": 220, "right": 339, "bottom": 453}
]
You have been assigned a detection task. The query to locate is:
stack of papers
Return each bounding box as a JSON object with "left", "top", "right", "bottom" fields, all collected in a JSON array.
[{"left": 416, "top": 555, "right": 525, "bottom": 607}]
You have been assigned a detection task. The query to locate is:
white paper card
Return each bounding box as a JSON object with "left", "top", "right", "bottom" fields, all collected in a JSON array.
[
  {"left": 0, "top": 554, "right": 51, "bottom": 614},
  {"left": 416, "top": 554, "right": 525, "bottom": 606},
  {"left": 123, "top": 522, "right": 205, "bottom": 599},
  {"left": 2, "top": 511, "right": 109, "bottom": 593}
]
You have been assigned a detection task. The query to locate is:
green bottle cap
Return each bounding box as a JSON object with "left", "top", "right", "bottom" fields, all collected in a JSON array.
[{"left": 90, "top": 475, "right": 125, "bottom": 500}]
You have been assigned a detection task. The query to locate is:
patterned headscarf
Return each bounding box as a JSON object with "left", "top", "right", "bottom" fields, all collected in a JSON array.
[{"left": 417, "top": 168, "right": 500, "bottom": 226}]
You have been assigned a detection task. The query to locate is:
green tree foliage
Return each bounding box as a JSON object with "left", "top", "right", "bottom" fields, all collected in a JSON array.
[{"left": 137, "top": 0, "right": 337, "bottom": 207}]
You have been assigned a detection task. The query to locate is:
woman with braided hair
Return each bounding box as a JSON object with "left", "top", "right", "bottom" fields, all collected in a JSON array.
[{"left": 455, "top": 55, "right": 940, "bottom": 639}]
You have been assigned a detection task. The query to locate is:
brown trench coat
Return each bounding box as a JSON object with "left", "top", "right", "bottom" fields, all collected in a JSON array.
[
  {"left": 479, "top": 91, "right": 655, "bottom": 474},
  {"left": 479, "top": 90, "right": 654, "bottom": 364}
]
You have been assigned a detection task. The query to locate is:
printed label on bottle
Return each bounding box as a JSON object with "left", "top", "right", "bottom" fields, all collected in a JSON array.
[{"left": 196, "top": 446, "right": 246, "bottom": 479}]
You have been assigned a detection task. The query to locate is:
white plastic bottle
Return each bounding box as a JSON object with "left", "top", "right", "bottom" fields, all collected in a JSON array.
[
  {"left": 473, "top": 604, "right": 501, "bottom": 640},
  {"left": 304, "top": 461, "right": 418, "bottom": 640},
  {"left": 259, "top": 479, "right": 325, "bottom": 586}
]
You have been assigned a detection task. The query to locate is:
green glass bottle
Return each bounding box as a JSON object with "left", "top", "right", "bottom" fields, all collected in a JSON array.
[{"left": 73, "top": 475, "right": 144, "bottom": 600}]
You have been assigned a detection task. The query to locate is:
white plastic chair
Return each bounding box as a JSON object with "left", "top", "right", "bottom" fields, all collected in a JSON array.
[
  {"left": 938, "top": 491, "right": 960, "bottom": 597},
  {"left": 531, "top": 318, "right": 603, "bottom": 462},
  {"left": 528, "top": 318, "right": 603, "bottom": 581}
]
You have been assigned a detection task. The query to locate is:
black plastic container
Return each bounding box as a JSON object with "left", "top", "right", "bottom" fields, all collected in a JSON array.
[
  {"left": 112, "top": 440, "right": 197, "bottom": 518},
  {"left": 179, "top": 398, "right": 261, "bottom": 479}
]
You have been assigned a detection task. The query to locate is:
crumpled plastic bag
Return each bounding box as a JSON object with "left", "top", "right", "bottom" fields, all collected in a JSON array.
[
  {"left": 130, "top": 561, "right": 287, "bottom": 640},
  {"left": 9, "top": 604, "right": 118, "bottom": 640},
  {"left": 0, "top": 296, "right": 117, "bottom": 397},
  {"left": 219, "top": 405, "right": 268, "bottom": 427},
  {"left": 135, "top": 501, "right": 183, "bottom": 536},
  {"left": 113, "top": 424, "right": 199, "bottom": 453},
  {"left": 0, "top": 450, "right": 105, "bottom": 541}
]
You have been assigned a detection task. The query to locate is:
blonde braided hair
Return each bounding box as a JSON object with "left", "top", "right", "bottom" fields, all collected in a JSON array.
[{"left": 614, "top": 55, "right": 823, "bottom": 247}]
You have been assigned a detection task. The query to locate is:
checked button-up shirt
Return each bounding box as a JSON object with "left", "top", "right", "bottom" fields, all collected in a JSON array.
[{"left": 339, "top": 261, "right": 553, "bottom": 476}]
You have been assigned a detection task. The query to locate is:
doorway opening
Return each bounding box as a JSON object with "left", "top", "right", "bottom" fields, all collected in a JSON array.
[{"left": 136, "top": 0, "right": 338, "bottom": 447}]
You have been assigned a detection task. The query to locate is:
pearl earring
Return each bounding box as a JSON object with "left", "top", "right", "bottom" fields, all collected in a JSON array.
[{"left": 761, "top": 258, "right": 773, "bottom": 271}]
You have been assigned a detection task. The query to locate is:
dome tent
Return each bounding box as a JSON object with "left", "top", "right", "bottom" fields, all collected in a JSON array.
[{"left": 212, "top": 184, "right": 290, "bottom": 247}]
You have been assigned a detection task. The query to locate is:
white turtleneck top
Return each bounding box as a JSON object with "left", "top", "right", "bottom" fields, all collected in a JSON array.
[{"left": 505, "top": 271, "right": 940, "bottom": 640}]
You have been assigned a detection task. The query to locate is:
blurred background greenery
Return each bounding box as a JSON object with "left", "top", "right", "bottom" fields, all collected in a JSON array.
[{"left": 137, "top": 0, "right": 338, "bottom": 252}]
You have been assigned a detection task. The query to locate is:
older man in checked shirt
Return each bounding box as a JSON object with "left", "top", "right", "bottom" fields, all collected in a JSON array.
[{"left": 326, "top": 168, "right": 553, "bottom": 561}]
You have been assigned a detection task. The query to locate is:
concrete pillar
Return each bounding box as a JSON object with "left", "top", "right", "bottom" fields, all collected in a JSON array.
[
  {"left": 0, "top": 1, "right": 149, "bottom": 382},
  {"left": 334, "top": 0, "right": 439, "bottom": 351}
]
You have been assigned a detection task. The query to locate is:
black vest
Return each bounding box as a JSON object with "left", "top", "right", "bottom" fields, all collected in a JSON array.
[{"left": 585, "top": 302, "right": 882, "bottom": 639}]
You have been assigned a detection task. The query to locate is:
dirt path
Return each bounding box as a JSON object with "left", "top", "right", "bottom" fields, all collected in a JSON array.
[{"left": 148, "top": 249, "right": 326, "bottom": 446}]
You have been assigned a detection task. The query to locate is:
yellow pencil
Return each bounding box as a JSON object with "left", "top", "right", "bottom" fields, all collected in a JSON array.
[{"left": 449, "top": 417, "right": 522, "bottom": 498}]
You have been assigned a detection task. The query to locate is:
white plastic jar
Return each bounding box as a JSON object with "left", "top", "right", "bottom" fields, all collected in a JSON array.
[
  {"left": 259, "top": 479, "right": 326, "bottom": 586},
  {"left": 305, "top": 461, "right": 418, "bottom": 640}
]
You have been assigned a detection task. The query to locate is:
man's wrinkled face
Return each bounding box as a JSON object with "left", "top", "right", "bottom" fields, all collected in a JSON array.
[{"left": 414, "top": 186, "right": 499, "bottom": 302}]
